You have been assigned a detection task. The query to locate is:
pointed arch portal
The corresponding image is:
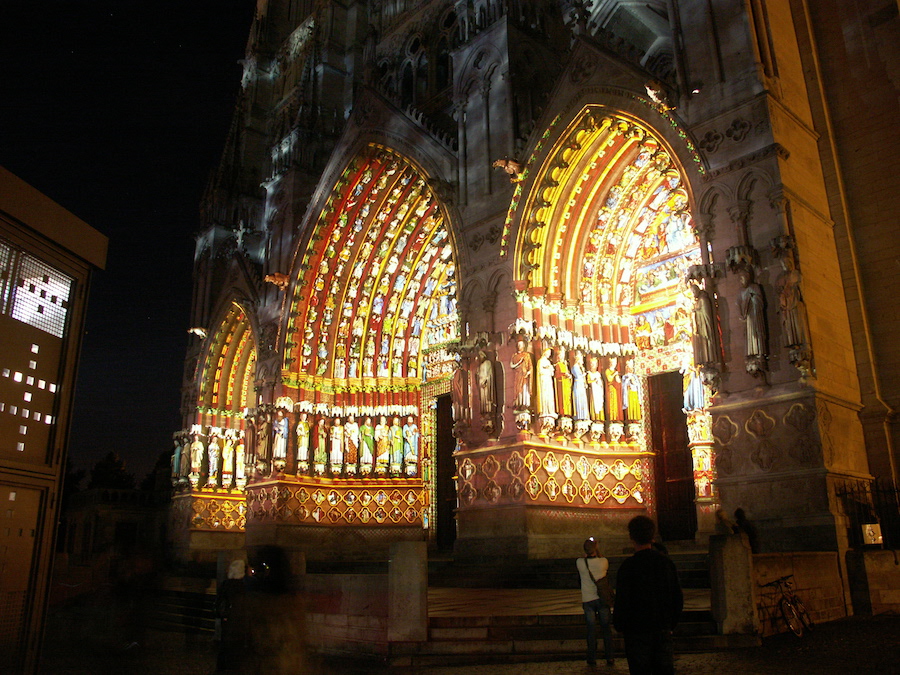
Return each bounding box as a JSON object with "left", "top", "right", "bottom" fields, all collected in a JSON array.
[
  {"left": 239, "top": 144, "right": 461, "bottom": 533},
  {"left": 504, "top": 106, "right": 716, "bottom": 538}
]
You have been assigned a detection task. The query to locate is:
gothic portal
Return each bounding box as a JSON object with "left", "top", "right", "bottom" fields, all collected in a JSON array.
[{"left": 170, "top": 0, "right": 896, "bottom": 563}]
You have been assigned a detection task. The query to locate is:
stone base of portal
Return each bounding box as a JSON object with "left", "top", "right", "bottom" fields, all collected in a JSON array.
[
  {"left": 453, "top": 504, "right": 642, "bottom": 561},
  {"left": 169, "top": 491, "right": 246, "bottom": 564},
  {"left": 245, "top": 521, "right": 424, "bottom": 562},
  {"left": 710, "top": 390, "right": 872, "bottom": 554},
  {"left": 242, "top": 476, "right": 429, "bottom": 562}
]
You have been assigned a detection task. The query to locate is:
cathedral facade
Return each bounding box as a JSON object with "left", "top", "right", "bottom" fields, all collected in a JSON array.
[{"left": 169, "top": 0, "right": 899, "bottom": 563}]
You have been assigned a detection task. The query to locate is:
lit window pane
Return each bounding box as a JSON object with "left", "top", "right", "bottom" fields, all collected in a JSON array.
[{"left": 11, "top": 254, "right": 73, "bottom": 338}]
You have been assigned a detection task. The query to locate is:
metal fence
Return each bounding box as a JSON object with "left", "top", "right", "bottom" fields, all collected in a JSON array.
[{"left": 836, "top": 478, "right": 900, "bottom": 549}]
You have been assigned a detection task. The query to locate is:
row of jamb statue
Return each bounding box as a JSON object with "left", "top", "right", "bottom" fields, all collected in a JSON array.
[
  {"left": 247, "top": 409, "right": 420, "bottom": 479},
  {"left": 508, "top": 341, "right": 643, "bottom": 423},
  {"left": 171, "top": 429, "right": 247, "bottom": 490}
]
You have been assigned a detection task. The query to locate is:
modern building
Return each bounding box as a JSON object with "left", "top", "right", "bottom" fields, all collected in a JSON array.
[
  {"left": 0, "top": 166, "right": 107, "bottom": 672},
  {"left": 171, "top": 0, "right": 898, "bottom": 574}
]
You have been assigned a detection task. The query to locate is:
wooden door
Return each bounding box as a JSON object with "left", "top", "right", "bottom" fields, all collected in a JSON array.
[
  {"left": 435, "top": 394, "right": 457, "bottom": 551},
  {"left": 648, "top": 371, "right": 696, "bottom": 541}
]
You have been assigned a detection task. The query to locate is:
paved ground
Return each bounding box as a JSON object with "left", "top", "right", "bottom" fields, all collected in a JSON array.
[{"left": 40, "top": 593, "right": 899, "bottom": 675}]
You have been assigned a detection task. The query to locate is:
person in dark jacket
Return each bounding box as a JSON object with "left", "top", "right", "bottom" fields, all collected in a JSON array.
[{"left": 613, "top": 516, "right": 683, "bottom": 674}]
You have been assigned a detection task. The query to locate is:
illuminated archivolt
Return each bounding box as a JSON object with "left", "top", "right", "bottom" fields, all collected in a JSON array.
[
  {"left": 515, "top": 107, "right": 698, "bottom": 316},
  {"left": 285, "top": 145, "right": 458, "bottom": 398},
  {"left": 198, "top": 303, "right": 257, "bottom": 419}
]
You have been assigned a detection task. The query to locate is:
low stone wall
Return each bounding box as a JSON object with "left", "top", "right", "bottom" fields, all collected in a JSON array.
[
  {"left": 300, "top": 573, "right": 390, "bottom": 657},
  {"left": 299, "top": 541, "right": 427, "bottom": 658},
  {"left": 846, "top": 549, "right": 900, "bottom": 615},
  {"left": 753, "top": 551, "right": 846, "bottom": 636}
]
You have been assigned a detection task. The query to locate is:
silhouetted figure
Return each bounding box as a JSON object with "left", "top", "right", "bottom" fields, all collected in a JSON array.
[
  {"left": 734, "top": 508, "right": 759, "bottom": 553},
  {"left": 614, "top": 516, "right": 683, "bottom": 675}
]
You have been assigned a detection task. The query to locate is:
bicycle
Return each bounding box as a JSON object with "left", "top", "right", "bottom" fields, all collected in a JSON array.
[{"left": 760, "top": 574, "right": 814, "bottom": 637}]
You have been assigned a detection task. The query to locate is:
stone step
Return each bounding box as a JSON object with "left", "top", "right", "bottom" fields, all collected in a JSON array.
[
  {"left": 428, "top": 609, "right": 716, "bottom": 641},
  {"left": 144, "top": 588, "right": 217, "bottom": 634},
  {"left": 428, "top": 553, "right": 711, "bottom": 589},
  {"left": 388, "top": 633, "right": 761, "bottom": 667}
]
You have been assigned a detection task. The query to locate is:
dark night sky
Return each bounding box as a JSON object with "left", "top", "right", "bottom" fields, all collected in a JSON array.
[{"left": 1, "top": 1, "right": 255, "bottom": 481}]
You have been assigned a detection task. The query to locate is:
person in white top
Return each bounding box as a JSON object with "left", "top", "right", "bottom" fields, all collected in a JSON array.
[{"left": 576, "top": 536, "right": 615, "bottom": 667}]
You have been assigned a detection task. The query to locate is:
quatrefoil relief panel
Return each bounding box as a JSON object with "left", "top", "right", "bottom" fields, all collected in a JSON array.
[
  {"left": 507, "top": 451, "right": 525, "bottom": 476},
  {"left": 580, "top": 481, "right": 593, "bottom": 504},
  {"left": 745, "top": 409, "right": 776, "bottom": 438},
  {"left": 544, "top": 477, "right": 561, "bottom": 501},
  {"left": 631, "top": 484, "right": 644, "bottom": 504},
  {"left": 483, "top": 480, "right": 502, "bottom": 504},
  {"left": 784, "top": 403, "right": 814, "bottom": 432},
  {"left": 508, "top": 478, "right": 525, "bottom": 501},
  {"left": 459, "top": 458, "right": 476, "bottom": 481},
  {"left": 610, "top": 459, "right": 630, "bottom": 481},
  {"left": 576, "top": 456, "right": 592, "bottom": 480},
  {"left": 629, "top": 459, "right": 643, "bottom": 480},
  {"left": 560, "top": 454, "right": 576, "bottom": 478},
  {"left": 543, "top": 451, "right": 560, "bottom": 475},
  {"left": 712, "top": 415, "right": 739, "bottom": 445},
  {"left": 525, "top": 449, "right": 542, "bottom": 474},
  {"left": 611, "top": 483, "right": 631, "bottom": 504},
  {"left": 482, "top": 454, "right": 500, "bottom": 478}
]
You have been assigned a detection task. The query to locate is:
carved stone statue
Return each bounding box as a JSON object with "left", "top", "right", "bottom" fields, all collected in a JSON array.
[
  {"left": 235, "top": 432, "right": 246, "bottom": 483},
  {"left": 587, "top": 356, "right": 605, "bottom": 421},
  {"left": 272, "top": 409, "right": 289, "bottom": 461},
  {"left": 296, "top": 412, "right": 310, "bottom": 464},
  {"left": 207, "top": 433, "right": 220, "bottom": 486},
  {"left": 605, "top": 357, "right": 621, "bottom": 421},
  {"left": 570, "top": 351, "right": 590, "bottom": 421},
  {"left": 738, "top": 269, "right": 767, "bottom": 358},
  {"left": 178, "top": 437, "right": 190, "bottom": 478},
  {"left": 451, "top": 360, "right": 470, "bottom": 423},
  {"left": 776, "top": 256, "right": 806, "bottom": 348},
  {"left": 555, "top": 350, "right": 573, "bottom": 417},
  {"left": 477, "top": 351, "right": 496, "bottom": 416},
  {"left": 221, "top": 432, "right": 235, "bottom": 488},
  {"left": 344, "top": 414, "right": 360, "bottom": 467},
  {"left": 329, "top": 418, "right": 344, "bottom": 470},
  {"left": 621, "top": 372, "right": 642, "bottom": 420},
  {"left": 190, "top": 435, "right": 204, "bottom": 476},
  {"left": 509, "top": 340, "right": 534, "bottom": 410},
  {"left": 537, "top": 348, "right": 557, "bottom": 418},
  {"left": 690, "top": 282, "right": 718, "bottom": 365},
  {"left": 360, "top": 416, "right": 375, "bottom": 467},
  {"left": 375, "top": 415, "right": 390, "bottom": 472}
]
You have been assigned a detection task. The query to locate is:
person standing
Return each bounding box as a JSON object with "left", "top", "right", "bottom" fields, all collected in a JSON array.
[
  {"left": 614, "top": 516, "right": 683, "bottom": 675},
  {"left": 577, "top": 537, "right": 615, "bottom": 668}
]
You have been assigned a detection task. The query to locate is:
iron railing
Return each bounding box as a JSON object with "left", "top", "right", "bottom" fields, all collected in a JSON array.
[{"left": 836, "top": 478, "right": 900, "bottom": 549}]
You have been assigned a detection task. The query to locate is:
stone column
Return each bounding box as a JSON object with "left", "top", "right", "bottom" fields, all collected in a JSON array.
[
  {"left": 709, "top": 533, "right": 760, "bottom": 635},
  {"left": 388, "top": 541, "right": 427, "bottom": 642}
]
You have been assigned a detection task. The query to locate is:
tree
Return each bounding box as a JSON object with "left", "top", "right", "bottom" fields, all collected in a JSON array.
[{"left": 88, "top": 452, "right": 135, "bottom": 489}]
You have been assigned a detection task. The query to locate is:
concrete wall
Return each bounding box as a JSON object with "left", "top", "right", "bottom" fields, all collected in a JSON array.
[
  {"left": 846, "top": 550, "right": 900, "bottom": 616},
  {"left": 753, "top": 551, "right": 846, "bottom": 636}
]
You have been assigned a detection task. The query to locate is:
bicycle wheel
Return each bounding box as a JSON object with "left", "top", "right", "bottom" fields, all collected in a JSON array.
[
  {"left": 780, "top": 597, "right": 804, "bottom": 637},
  {"left": 793, "top": 597, "right": 814, "bottom": 630}
]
